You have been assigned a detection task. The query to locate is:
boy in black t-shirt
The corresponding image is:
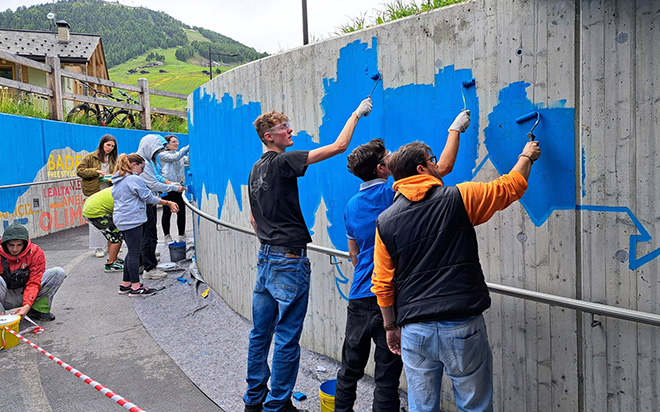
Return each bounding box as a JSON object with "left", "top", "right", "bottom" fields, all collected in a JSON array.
[{"left": 244, "top": 97, "right": 372, "bottom": 412}]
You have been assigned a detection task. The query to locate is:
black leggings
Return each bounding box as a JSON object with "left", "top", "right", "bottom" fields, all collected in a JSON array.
[
  {"left": 122, "top": 225, "right": 143, "bottom": 283},
  {"left": 161, "top": 191, "right": 186, "bottom": 237}
]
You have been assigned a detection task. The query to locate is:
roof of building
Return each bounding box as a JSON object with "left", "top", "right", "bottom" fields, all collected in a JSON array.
[{"left": 0, "top": 28, "right": 102, "bottom": 64}]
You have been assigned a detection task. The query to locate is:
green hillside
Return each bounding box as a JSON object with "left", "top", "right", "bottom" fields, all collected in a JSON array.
[
  {"left": 107, "top": 47, "right": 226, "bottom": 110},
  {"left": 0, "top": 0, "right": 268, "bottom": 67}
]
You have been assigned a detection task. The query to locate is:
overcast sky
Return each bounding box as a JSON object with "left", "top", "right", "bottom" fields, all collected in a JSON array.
[{"left": 3, "top": 0, "right": 387, "bottom": 54}]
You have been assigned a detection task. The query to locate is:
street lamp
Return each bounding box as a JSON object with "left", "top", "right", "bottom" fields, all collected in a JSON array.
[
  {"left": 302, "top": 0, "right": 309, "bottom": 45},
  {"left": 209, "top": 46, "right": 238, "bottom": 80}
]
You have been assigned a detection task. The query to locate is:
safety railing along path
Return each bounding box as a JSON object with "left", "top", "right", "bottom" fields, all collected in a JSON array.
[{"left": 182, "top": 195, "right": 660, "bottom": 328}]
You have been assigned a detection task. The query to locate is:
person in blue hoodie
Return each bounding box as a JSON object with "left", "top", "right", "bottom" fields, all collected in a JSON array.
[
  {"left": 111, "top": 153, "right": 179, "bottom": 297},
  {"left": 136, "top": 134, "right": 184, "bottom": 279}
]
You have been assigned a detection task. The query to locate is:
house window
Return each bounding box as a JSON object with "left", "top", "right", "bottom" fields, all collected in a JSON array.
[{"left": 0, "top": 66, "right": 13, "bottom": 80}]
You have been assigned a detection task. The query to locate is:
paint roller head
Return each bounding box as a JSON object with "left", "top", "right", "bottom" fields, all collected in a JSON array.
[
  {"left": 370, "top": 73, "right": 382, "bottom": 81},
  {"left": 462, "top": 78, "right": 476, "bottom": 88},
  {"left": 515, "top": 111, "right": 539, "bottom": 124},
  {"left": 516, "top": 111, "right": 541, "bottom": 141}
]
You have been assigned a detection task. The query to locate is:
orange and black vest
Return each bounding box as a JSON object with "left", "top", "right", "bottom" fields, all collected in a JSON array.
[{"left": 376, "top": 185, "right": 490, "bottom": 326}]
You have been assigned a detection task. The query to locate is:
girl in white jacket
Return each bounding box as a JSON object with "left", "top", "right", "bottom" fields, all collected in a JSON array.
[{"left": 159, "top": 135, "right": 189, "bottom": 244}]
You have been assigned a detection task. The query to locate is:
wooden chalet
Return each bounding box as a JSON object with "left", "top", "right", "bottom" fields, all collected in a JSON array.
[{"left": 0, "top": 21, "right": 110, "bottom": 109}]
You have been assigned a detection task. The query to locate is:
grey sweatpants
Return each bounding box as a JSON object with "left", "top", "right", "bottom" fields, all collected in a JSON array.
[{"left": 0, "top": 267, "right": 66, "bottom": 313}]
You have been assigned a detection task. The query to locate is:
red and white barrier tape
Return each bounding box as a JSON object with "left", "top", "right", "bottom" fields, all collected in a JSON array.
[{"left": 2, "top": 326, "right": 145, "bottom": 412}]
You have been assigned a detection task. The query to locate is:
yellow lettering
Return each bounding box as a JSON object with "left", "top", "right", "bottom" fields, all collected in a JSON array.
[
  {"left": 75, "top": 155, "right": 82, "bottom": 169},
  {"left": 56, "top": 155, "right": 64, "bottom": 170},
  {"left": 48, "top": 154, "right": 56, "bottom": 170},
  {"left": 65, "top": 155, "right": 74, "bottom": 170}
]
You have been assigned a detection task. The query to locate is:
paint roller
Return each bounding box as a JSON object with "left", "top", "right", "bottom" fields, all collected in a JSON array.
[
  {"left": 368, "top": 72, "right": 382, "bottom": 98},
  {"left": 515, "top": 111, "right": 540, "bottom": 141},
  {"left": 461, "top": 78, "right": 475, "bottom": 110}
]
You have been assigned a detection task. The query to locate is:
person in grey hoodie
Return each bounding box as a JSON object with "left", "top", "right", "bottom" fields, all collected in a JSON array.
[
  {"left": 136, "top": 134, "right": 184, "bottom": 279},
  {"left": 111, "top": 153, "right": 178, "bottom": 297},
  {"left": 159, "top": 135, "right": 189, "bottom": 244}
]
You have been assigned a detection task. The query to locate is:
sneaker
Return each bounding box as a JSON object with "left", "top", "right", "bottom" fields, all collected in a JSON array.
[
  {"left": 104, "top": 261, "right": 124, "bottom": 273},
  {"left": 27, "top": 309, "right": 56, "bottom": 322},
  {"left": 143, "top": 268, "right": 167, "bottom": 279},
  {"left": 244, "top": 392, "right": 268, "bottom": 412},
  {"left": 178, "top": 236, "right": 187, "bottom": 243},
  {"left": 282, "top": 400, "right": 307, "bottom": 412},
  {"left": 164, "top": 234, "right": 174, "bottom": 244},
  {"left": 118, "top": 284, "right": 132, "bottom": 295},
  {"left": 95, "top": 247, "right": 105, "bottom": 258},
  {"left": 128, "top": 285, "right": 158, "bottom": 297},
  {"left": 115, "top": 257, "right": 125, "bottom": 265}
]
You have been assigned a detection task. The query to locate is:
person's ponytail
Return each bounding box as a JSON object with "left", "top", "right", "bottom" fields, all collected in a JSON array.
[{"left": 114, "top": 153, "right": 143, "bottom": 176}]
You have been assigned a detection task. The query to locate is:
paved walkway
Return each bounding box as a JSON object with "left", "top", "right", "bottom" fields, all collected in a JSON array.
[
  {"left": 0, "top": 215, "right": 401, "bottom": 411},
  {"left": 0, "top": 224, "right": 221, "bottom": 412}
]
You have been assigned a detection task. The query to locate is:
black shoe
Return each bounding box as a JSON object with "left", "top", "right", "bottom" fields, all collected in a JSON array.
[
  {"left": 27, "top": 309, "right": 56, "bottom": 322},
  {"left": 128, "top": 285, "right": 158, "bottom": 297},
  {"left": 118, "top": 284, "right": 132, "bottom": 295},
  {"left": 282, "top": 400, "right": 308, "bottom": 412},
  {"left": 244, "top": 390, "right": 268, "bottom": 412}
]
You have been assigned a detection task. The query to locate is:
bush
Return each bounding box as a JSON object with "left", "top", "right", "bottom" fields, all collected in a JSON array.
[{"left": 0, "top": 88, "right": 49, "bottom": 119}]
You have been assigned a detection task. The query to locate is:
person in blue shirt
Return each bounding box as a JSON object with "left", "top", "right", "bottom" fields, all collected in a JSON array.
[{"left": 334, "top": 110, "right": 471, "bottom": 412}]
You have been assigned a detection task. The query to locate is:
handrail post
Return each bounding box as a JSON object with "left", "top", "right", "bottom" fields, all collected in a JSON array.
[
  {"left": 138, "top": 77, "right": 151, "bottom": 130},
  {"left": 46, "top": 55, "right": 63, "bottom": 121}
]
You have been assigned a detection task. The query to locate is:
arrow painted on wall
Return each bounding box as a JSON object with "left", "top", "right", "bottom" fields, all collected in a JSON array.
[{"left": 577, "top": 205, "right": 660, "bottom": 270}]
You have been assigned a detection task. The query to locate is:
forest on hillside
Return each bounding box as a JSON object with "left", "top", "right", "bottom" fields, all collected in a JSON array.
[{"left": 0, "top": 0, "right": 268, "bottom": 67}]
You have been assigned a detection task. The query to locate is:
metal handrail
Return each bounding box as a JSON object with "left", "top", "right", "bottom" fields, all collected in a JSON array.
[
  {"left": 183, "top": 195, "right": 660, "bottom": 327},
  {"left": 0, "top": 177, "right": 80, "bottom": 190}
]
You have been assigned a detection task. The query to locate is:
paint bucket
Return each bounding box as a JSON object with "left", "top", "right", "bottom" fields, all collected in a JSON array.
[
  {"left": 319, "top": 379, "right": 336, "bottom": 412},
  {"left": 168, "top": 241, "right": 186, "bottom": 262},
  {"left": 0, "top": 314, "right": 21, "bottom": 350}
]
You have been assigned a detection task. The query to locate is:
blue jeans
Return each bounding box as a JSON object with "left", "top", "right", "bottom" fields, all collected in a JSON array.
[
  {"left": 244, "top": 246, "right": 311, "bottom": 411},
  {"left": 401, "top": 315, "right": 493, "bottom": 412}
]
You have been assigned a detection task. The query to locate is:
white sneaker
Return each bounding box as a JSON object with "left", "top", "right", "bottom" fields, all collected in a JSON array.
[
  {"left": 178, "top": 236, "right": 186, "bottom": 243},
  {"left": 95, "top": 247, "right": 105, "bottom": 258},
  {"left": 143, "top": 268, "right": 167, "bottom": 279},
  {"left": 164, "top": 234, "right": 174, "bottom": 244}
]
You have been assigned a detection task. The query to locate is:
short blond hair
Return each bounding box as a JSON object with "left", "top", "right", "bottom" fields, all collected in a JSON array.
[{"left": 254, "top": 111, "right": 289, "bottom": 144}]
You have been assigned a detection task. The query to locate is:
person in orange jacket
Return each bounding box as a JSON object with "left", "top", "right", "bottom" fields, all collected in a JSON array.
[
  {"left": 0, "top": 223, "right": 66, "bottom": 321},
  {"left": 372, "top": 140, "right": 540, "bottom": 412}
]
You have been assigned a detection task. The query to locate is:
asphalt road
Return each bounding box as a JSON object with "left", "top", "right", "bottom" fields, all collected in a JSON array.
[{"left": 0, "top": 224, "right": 221, "bottom": 412}]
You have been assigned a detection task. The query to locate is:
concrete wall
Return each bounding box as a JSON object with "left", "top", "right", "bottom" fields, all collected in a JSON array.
[
  {"left": 0, "top": 113, "right": 188, "bottom": 237},
  {"left": 188, "top": 1, "right": 660, "bottom": 410}
]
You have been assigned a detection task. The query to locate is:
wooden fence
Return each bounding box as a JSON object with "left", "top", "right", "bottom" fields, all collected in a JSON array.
[{"left": 0, "top": 50, "right": 187, "bottom": 130}]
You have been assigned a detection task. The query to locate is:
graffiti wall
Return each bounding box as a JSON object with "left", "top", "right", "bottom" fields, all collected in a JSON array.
[
  {"left": 188, "top": 1, "right": 659, "bottom": 411},
  {"left": 0, "top": 113, "right": 188, "bottom": 237}
]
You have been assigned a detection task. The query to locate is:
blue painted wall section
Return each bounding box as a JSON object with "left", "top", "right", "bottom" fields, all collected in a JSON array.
[
  {"left": 189, "top": 38, "right": 658, "bottom": 274},
  {"left": 0, "top": 112, "right": 188, "bottom": 224},
  {"left": 484, "top": 81, "right": 575, "bottom": 226},
  {"left": 190, "top": 38, "right": 480, "bottom": 253},
  {"left": 187, "top": 89, "right": 263, "bottom": 216}
]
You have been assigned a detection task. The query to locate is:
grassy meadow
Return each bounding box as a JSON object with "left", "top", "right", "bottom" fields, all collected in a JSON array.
[{"left": 107, "top": 47, "right": 233, "bottom": 111}]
